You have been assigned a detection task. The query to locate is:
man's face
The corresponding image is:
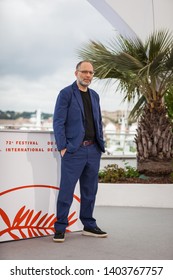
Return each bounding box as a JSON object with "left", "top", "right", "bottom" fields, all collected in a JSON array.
[{"left": 75, "top": 62, "right": 94, "bottom": 88}]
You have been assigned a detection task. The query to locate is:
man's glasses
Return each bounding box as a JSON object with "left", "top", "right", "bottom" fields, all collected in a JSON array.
[{"left": 77, "top": 70, "right": 94, "bottom": 75}]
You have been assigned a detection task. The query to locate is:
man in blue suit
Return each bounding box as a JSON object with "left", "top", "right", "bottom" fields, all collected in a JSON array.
[{"left": 53, "top": 61, "right": 107, "bottom": 242}]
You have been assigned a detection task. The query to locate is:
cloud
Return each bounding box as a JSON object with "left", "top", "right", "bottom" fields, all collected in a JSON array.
[
  {"left": 0, "top": 0, "right": 115, "bottom": 78},
  {"left": 0, "top": 0, "right": 126, "bottom": 113}
]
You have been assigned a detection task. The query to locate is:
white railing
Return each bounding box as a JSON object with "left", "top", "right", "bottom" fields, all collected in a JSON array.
[{"left": 104, "top": 131, "right": 136, "bottom": 156}]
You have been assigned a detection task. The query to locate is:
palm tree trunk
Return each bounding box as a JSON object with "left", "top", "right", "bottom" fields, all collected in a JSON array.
[{"left": 135, "top": 103, "right": 173, "bottom": 175}]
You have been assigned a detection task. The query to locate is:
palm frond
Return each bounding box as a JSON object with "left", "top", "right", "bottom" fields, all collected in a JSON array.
[
  {"left": 128, "top": 96, "right": 146, "bottom": 121},
  {"left": 78, "top": 29, "right": 173, "bottom": 118}
]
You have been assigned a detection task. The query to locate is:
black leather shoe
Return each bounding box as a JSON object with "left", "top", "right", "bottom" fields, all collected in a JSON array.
[
  {"left": 82, "top": 226, "right": 108, "bottom": 238},
  {"left": 53, "top": 231, "right": 65, "bottom": 242}
]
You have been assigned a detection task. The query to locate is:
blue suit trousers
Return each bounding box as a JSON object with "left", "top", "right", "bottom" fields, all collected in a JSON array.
[{"left": 54, "top": 143, "right": 102, "bottom": 232}]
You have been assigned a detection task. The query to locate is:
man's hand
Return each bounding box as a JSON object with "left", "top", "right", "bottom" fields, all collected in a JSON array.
[{"left": 60, "top": 148, "right": 67, "bottom": 157}]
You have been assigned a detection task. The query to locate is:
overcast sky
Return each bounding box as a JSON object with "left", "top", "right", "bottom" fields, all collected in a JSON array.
[{"left": 0, "top": 0, "right": 131, "bottom": 114}]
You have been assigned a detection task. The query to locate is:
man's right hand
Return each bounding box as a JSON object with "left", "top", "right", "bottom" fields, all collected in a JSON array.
[{"left": 60, "top": 148, "right": 67, "bottom": 157}]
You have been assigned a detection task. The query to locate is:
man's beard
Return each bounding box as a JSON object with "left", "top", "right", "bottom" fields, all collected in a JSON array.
[{"left": 79, "top": 79, "right": 91, "bottom": 87}]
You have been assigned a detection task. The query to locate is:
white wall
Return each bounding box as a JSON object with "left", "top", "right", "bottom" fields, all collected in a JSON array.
[{"left": 96, "top": 183, "right": 173, "bottom": 208}]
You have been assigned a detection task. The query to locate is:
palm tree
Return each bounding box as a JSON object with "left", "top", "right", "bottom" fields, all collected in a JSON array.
[
  {"left": 78, "top": 29, "right": 173, "bottom": 175},
  {"left": 165, "top": 87, "right": 173, "bottom": 123}
]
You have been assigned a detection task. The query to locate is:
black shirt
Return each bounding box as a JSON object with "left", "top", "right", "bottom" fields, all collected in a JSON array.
[{"left": 80, "top": 89, "right": 96, "bottom": 141}]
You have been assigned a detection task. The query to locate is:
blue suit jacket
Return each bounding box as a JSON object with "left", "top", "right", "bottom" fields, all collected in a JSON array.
[{"left": 53, "top": 81, "right": 105, "bottom": 153}]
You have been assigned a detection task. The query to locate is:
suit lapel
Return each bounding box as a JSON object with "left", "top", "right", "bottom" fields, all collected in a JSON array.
[
  {"left": 89, "top": 89, "right": 97, "bottom": 121},
  {"left": 73, "top": 83, "right": 85, "bottom": 117}
]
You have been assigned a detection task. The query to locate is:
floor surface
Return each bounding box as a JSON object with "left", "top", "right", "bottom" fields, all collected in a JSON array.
[{"left": 1, "top": 206, "right": 173, "bottom": 260}]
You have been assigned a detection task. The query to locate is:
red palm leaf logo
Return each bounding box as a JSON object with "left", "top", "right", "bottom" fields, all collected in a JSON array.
[{"left": 0, "top": 206, "right": 78, "bottom": 240}]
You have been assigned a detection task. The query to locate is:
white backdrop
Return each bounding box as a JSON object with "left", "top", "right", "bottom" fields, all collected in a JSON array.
[{"left": 0, "top": 131, "right": 82, "bottom": 242}]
